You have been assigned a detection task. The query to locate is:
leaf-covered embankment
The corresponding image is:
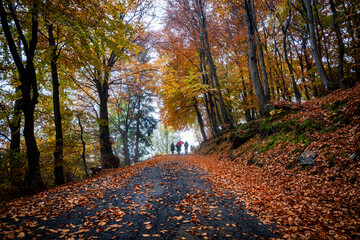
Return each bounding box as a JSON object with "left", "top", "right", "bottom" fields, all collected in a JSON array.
[{"left": 195, "top": 84, "right": 360, "bottom": 239}]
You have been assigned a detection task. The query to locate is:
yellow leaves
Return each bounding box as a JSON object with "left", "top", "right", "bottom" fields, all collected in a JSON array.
[
  {"left": 98, "top": 219, "right": 107, "bottom": 227},
  {"left": 17, "top": 232, "right": 25, "bottom": 238},
  {"left": 143, "top": 221, "right": 152, "bottom": 230}
]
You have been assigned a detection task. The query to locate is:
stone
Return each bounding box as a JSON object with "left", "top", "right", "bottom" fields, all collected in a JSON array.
[{"left": 299, "top": 151, "right": 316, "bottom": 165}]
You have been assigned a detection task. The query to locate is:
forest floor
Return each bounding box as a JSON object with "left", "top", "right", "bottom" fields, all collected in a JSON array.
[
  {"left": 1, "top": 85, "right": 359, "bottom": 240},
  {"left": 0, "top": 155, "right": 278, "bottom": 240}
]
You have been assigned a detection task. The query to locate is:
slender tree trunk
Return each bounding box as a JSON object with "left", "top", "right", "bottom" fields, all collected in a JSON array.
[
  {"left": 244, "top": 0, "right": 269, "bottom": 117},
  {"left": 123, "top": 130, "right": 131, "bottom": 166},
  {"left": 290, "top": 33, "right": 309, "bottom": 99},
  {"left": 203, "top": 92, "right": 217, "bottom": 136},
  {"left": 193, "top": 98, "right": 207, "bottom": 142},
  {"left": 0, "top": 2, "right": 44, "bottom": 191},
  {"left": 48, "top": 25, "right": 64, "bottom": 185},
  {"left": 329, "top": 0, "right": 345, "bottom": 86},
  {"left": 304, "top": 0, "right": 331, "bottom": 91},
  {"left": 134, "top": 97, "right": 141, "bottom": 163},
  {"left": 77, "top": 116, "right": 89, "bottom": 177},
  {"left": 242, "top": 80, "right": 253, "bottom": 122},
  {"left": 314, "top": 3, "right": 334, "bottom": 84},
  {"left": 302, "top": 36, "right": 319, "bottom": 97},
  {"left": 251, "top": 0, "right": 270, "bottom": 101},
  {"left": 200, "top": 50, "right": 218, "bottom": 136},
  {"left": 273, "top": 40, "right": 288, "bottom": 101},
  {"left": 196, "top": 0, "right": 234, "bottom": 127},
  {"left": 345, "top": 1, "right": 360, "bottom": 81},
  {"left": 282, "top": 24, "right": 301, "bottom": 102}
]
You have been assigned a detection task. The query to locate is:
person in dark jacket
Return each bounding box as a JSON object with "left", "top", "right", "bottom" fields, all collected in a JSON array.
[
  {"left": 171, "top": 143, "right": 175, "bottom": 154},
  {"left": 176, "top": 144, "right": 181, "bottom": 154},
  {"left": 184, "top": 141, "right": 189, "bottom": 154}
]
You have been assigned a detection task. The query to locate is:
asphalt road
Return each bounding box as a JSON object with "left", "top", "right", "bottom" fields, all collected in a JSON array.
[{"left": 1, "top": 157, "right": 278, "bottom": 239}]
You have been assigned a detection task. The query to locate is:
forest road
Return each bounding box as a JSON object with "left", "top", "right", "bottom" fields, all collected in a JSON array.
[{"left": 1, "top": 155, "right": 278, "bottom": 239}]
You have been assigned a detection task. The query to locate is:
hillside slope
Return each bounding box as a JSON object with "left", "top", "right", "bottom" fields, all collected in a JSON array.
[{"left": 195, "top": 84, "right": 360, "bottom": 239}]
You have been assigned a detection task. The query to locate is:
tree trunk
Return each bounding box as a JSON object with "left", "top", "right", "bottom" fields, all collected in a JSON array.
[
  {"left": 193, "top": 98, "right": 207, "bottom": 142},
  {"left": 282, "top": 22, "right": 301, "bottom": 102},
  {"left": 77, "top": 116, "right": 89, "bottom": 177},
  {"left": 96, "top": 80, "right": 115, "bottom": 168},
  {"left": 302, "top": 36, "right": 319, "bottom": 97},
  {"left": 314, "top": 3, "right": 334, "bottom": 84},
  {"left": 134, "top": 97, "right": 141, "bottom": 163},
  {"left": 22, "top": 80, "right": 44, "bottom": 191},
  {"left": 304, "top": 0, "right": 331, "bottom": 91},
  {"left": 196, "top": 0, "right": 234, "bottom": 128},
  {"left": 251, "top": 0, "right": 270, "bottom": 101},
  {"left": 0, "top": 2, "right": 44, "bottom": 191},
  {"left": 290, "top": 33, "right": 309, "bottom": 100},
  {"left": 273, "top": 38, "right": 288, "bottom": 101},
  {"left": 9, "top": 93, "right": 22, "bottom": 185},
  {"left": 200, "top": 50, "right": 218, "bottom": 136},
  {"left": 244, "top": 0, "right": 269, "bottom": 117},
  {"left": 329, "top": 0, "right": 345, "bottom": 86},
  {"left": 123, "top": 130, "right": 131, "bottom": 166},
  {"left": 48, "top": 24, "right": 65, "bottom": 185},
  {"left": 95, "top": 52, "right": 117, "bottom": 169}
]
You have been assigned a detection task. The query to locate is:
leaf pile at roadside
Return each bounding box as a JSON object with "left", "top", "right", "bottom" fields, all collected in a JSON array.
[
  {"left": 0, "top": 158, "right": 167, "bottom": 239},
  {"left": 194, "top": 84, "right": 360, "bottom": 239}
]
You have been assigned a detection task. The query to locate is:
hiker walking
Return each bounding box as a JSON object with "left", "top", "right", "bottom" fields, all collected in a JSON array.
[
  {"left": 171, "top": 143, "right": 175, "bottom": 154},
  {"left": 176, "top": 141, "right": 183, "bottom": 154},
  {"left": 184, "top": 141, "right": 189, "bottom": 154},
  {"left": 176, "top": 144, "right": 181, "bottom": 154}
]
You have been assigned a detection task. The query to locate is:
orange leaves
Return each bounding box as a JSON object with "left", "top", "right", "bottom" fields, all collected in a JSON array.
[{"left": 187, "top": 85, "right": 360, "bottom": 239}]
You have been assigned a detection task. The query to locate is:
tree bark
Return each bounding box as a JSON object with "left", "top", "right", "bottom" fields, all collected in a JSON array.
[
  {"left": 134, "top": 96, "right": 141, "bottom": 164},
  {"left": 9, "top": 91, "right": 22, "bottom": 185},
  {"left": 48, "top": 24, "right": 65, "bottom": 185},
  {"left": 281, "top": 14, "right": 301, "bottom": 102},
  {"left": 251, "top": 0, "right": 270, "bottom": 101},
  {"left": 96, "top": 79, "right": 115, "bottom": 168},
  {"left": 196, "top": 0, "right": 234, "bottom": 128},
  {"left": 244, "top": 0, "right": 269, "bottom": 117},
  {"left": 123, "top": 129, "right": 131, "bottom": 166},
  {"left": 302, "top": 36, "right": 319, "bottom": 97},
  {"left": 329, "top": 0, "right": 345, "bottom": 86},
  {"left": 77, "top": 116, "right": 89, "bottom": 177},
  {"left": 303, "top": 0, "right": 331, "bottom": 91},
  {"left": 95, "top": 52, "right": 117, "bottom": 169},
  {"left": 314, "top": 3, "right": 334, "bottom": 84},
  {"left": 0, "top": 1, "right": 44, "bottom": 191},
  {"left": 193, "top": 98, "right": 207, "bottom": 142}
]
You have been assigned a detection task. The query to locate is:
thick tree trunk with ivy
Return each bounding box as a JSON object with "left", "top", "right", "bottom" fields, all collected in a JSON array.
[
  {"left": 48, "top": 24, "right": 65, "bottom": 185},
  {"left": 0, "top": 2, "right": 44, "bottom": 191},
  {"left": 244, "top": 0, "right": 269, "bottom": 117}
]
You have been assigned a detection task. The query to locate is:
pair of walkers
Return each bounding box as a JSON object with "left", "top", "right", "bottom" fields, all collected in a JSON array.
[{"left": 171, "top": 141, "right": 189, "bottom": 155}]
